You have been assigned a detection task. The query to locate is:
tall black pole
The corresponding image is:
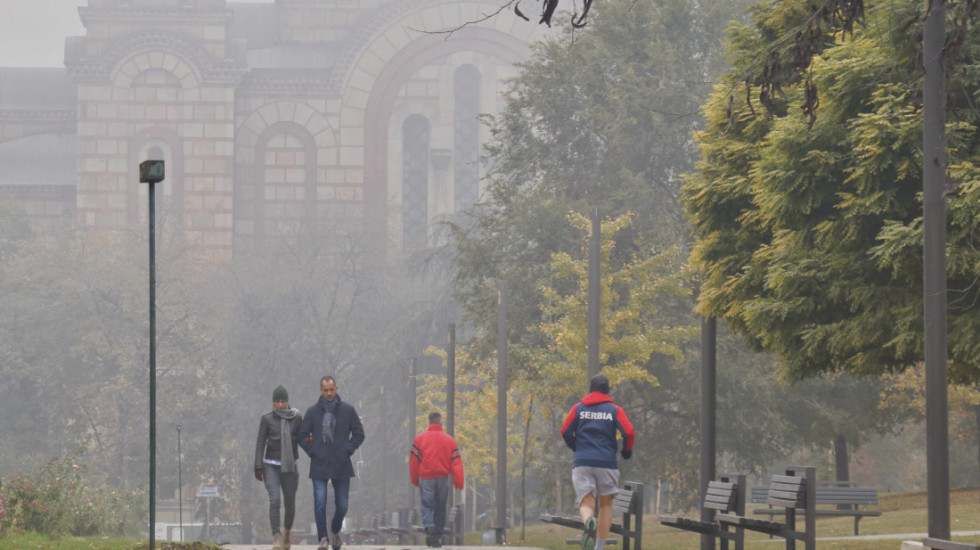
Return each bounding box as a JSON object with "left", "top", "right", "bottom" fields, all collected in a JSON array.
[
  {"left": 177, "top": 425, "right": 182, "bottom": 542},
  {"left": 587, "top": 207, "right": 600, "bottom": 385},
  {"left": 410, "top": 358, "right": 417, "bottom": 438},
  {"left": 139, "top": 160, "right": 163, "bottom": 548},
  {"left": 699, "top": 317, "right": 716, "bottom": 550},
  {"left": 923, "top": 0, "right": 950, "bottom": 540},
  {"left": 148, "top": 179, "right": 157, "bottom": 550},
  {"left": 409, "top": 359, "right": 417, "bottom": 514},
  {"left": 381, "top": 384, "right": 387, "bottom": 513},
  {"left": 448, "top": 324, "right": 456, "bottom": 436},
  {"left": 496, "top": 281, "right": 508, "bottom": 544}
]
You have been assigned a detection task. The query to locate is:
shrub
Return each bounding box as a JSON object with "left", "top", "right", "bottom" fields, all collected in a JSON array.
[{"left": 0, "top": 444, "right": 146, "bottom": 538}]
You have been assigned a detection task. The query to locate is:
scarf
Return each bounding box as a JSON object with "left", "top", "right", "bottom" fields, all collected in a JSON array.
[
  {"left": 274, "top": 407, "right": 300, "bottom": 473},
  {"left": 321, "top": 396, "right": 339, "bottom": 444}
]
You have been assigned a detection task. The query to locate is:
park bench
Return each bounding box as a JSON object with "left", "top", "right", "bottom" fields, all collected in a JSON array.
[
  {"left": 716, "top": 466, "right": 816, "bottom": 550},
  {"left": 750, "top": 481, "right": 881, "bottom": 535},
  {"left": 413, "top": 502, "right": 464, "bottom": 545},
  {"left": 658, "top": 474, "right": 746, "bottom": 550},
  {"left": 352, "top": 512, "right": 386, "bottom": 544},
  {"left": 923, "top": 538, "right": 980, "bottom": 550},
  {"left": 377, "top": 507, "right": 416, "bottom": 544},
  {"left": 539, "top": 481, "right": 644, "bottom": 550}
]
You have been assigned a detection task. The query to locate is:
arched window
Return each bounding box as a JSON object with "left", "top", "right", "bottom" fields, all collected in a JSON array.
[
  {"left": 454, "top": 65, "right": 481, "bottom": 211},
  {"left": 236, "top": 122, "right": 316, "bottom": 247},
  {"left": 403, "top": 114, "right": 430, "bottom": 250}
]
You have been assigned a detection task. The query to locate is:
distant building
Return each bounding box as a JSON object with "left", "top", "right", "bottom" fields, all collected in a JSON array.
[{"left": 0, "top": 0, "right": 543, "bottom": 260}]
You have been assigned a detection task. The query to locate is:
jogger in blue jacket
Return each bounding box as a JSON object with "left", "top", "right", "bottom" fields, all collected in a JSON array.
[{"left": 560, "top": 374, "right": 634, "bottom": 550}]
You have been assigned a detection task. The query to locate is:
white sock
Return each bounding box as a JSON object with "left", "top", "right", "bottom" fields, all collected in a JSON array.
[{"left": 595, "top": 539, "right": 605, "bottom": 550}]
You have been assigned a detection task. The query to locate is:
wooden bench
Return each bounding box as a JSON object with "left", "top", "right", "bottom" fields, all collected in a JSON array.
[
  {"left": 539, "top": 481, "right": 644, "bottom": 550},
  {"left": 658, "top": 474, "right": 746, "bottom": 550},
  {"left": 750, "top": 482, "right": 881, "bottom": 535},
  {"left": 377, "top": 507, "right": 416, "bottom": 544},
  {"left": 352, "top": 512, "right": 387, "bottom": 544},
  {"left": 716, "top": 466, "right": 815, "bottom": 550},
  {"left": 923, "top": 538, "right": 980, "bottom": 550},
  {"left": 413, "top": 502, "right": 463, "bottom": 545}
]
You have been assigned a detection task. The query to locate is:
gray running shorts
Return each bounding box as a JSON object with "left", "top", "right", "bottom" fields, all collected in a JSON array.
[{"left": 572, "top": 466, "right": 620, "bottom": 505}]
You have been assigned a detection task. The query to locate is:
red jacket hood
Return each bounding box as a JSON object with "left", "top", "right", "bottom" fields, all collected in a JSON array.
[{"left": 581, "top": 391, "right": 614, "bottom": 406}]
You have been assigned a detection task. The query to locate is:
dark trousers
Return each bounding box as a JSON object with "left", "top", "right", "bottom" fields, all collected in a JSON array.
[{"left": 263, "top": 464, "right": 299, "bottom": 534}]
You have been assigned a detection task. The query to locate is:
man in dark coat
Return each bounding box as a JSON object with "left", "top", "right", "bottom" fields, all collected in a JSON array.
[{"left": 298, "top": 376, "right": 365, "bottom": 550}]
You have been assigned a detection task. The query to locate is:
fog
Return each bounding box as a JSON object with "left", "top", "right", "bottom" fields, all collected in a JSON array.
[
  {"left": 0, "top": 0, "right": 967, "bottom": 546},
  {"left": 0, "top": 0, "right": 510, "bottom": 544},
  {"left": 0, "top": 0, "right": 275, "bottom": 67}
]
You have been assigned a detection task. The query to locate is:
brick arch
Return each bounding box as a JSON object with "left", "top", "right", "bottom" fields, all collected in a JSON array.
[
  {"left": 235, "top": 100, "right": 336, "bottom": 166},
  {"left": 334, "top": 0, "right": 539, "bottom": 102},
  {"left": 355, "top": 26, "right": 533, "bottom": 251},
  {"left": 111, "top": 50, "right": 202, "bottom": 91},
  {"left": 68, "top": 30, "right": 224, "bottom": 85}
]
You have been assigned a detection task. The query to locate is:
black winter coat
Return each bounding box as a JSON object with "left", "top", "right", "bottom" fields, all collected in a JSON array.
[{"left": 298, "top": 395, "right": 365, "bottom": 479}]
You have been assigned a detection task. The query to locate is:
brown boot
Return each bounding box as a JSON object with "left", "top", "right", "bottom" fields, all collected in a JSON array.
[
  {"left": 272, "top": 532, "right": 283, "bottom": 550},
  {"left": 282, "top": 529, "right": 291, "bottom": 550}
]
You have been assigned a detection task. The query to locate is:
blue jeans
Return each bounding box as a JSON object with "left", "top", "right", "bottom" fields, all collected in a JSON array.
[
  {"left": 419, "top": 476, "right": 450, "bottom": 534},
  {"left": 263, "top": 465, "right": 299, "bottom": 534},
  {"left": 312, "top": 477, "right": 350, "bottom": 540}
]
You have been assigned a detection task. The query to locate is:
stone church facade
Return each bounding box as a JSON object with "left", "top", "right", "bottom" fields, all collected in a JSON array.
[{"left": 0, "top": 0, "right": 543, "bottom": 260}]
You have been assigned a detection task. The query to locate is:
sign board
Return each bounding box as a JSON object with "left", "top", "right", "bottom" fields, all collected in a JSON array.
[{"left": 196, "top": 485, "right": 219, "bottom": 498}]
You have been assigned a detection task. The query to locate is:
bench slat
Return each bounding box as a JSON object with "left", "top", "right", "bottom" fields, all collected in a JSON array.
[
  {"left": 658, "top": 516, "right": 718, "bottom": 535},
  {"left": 752, "top": 486, "right": 878, "bottom": 505},
  {"left": 704, "top": 494, "right": 734, "bottom": 506},
  {"left": 716, "top": 512, "right": 788, "bottom": 534}
]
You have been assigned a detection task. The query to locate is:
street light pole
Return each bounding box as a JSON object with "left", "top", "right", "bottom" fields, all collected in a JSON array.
[
  {"left": 177, "top": 425, "right": 183, "bottom": 542},
  {"left": 587, "top": 207, "right": 600, "bottom": 385},
  {"left": 496, "top": 281, "right": 507, "bottom": 545},
  {"left": 139, "top": 159, "right": 164, "bottom": 550},
  {"left": 922, "top": 0, "right": 950, "bottom": 541}
]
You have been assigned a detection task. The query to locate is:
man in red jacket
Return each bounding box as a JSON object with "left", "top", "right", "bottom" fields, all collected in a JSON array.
[{"left": 410, "top": 411, "right": 465, "bottom": 547}]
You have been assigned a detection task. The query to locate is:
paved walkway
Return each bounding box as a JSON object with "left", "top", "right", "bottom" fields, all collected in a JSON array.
[
  {"left": 218, "top": 531, "right": 980, "bottom": 549},
  {"left": 220, "top": 546, "right": 545, "bottom": 550}
]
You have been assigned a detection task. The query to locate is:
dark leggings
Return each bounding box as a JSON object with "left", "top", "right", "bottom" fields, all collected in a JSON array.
[{"left": 264, "top": 464, "right": 299, "bottom": 533}]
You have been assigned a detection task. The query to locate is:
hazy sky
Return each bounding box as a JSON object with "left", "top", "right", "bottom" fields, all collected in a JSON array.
[{"left": 0, "top": 0, "right": 273, "bottom": 68}]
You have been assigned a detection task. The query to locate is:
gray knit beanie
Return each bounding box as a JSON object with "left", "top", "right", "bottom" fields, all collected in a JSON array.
[{"left": 272, "top": 385, "right": 288, "bottom": 402}]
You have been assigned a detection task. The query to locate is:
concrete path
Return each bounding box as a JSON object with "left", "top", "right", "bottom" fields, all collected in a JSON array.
[
  {"left": 220, "top": 546, "right": 546, "bottom": 550},
  {"left": 219, "top": 531, "right": 980, "bottom": 550}
]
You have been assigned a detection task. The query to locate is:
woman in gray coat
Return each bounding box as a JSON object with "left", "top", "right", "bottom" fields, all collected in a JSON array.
[{"left": 255, "top": 385, "right": 303, "bottom": 550}]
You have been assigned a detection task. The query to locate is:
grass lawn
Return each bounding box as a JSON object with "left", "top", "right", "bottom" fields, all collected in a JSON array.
[
  {"left": 8, "top": 490, "right": 980, "bottom": 549},
  {"left": 500, "top": 488, "right": 980, "bottom": 550},
  {"left": 0, "top": 532, "right": 222, "bottom": 550}
]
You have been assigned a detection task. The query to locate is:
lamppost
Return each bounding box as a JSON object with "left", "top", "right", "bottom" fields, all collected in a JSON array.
[
  {"left": 495, "top": 281, "right": 507, "bottom": 545},
  {"left": 139, "top": 159, "right": 164, "bottom": 550},
  {"left": 177, "top": 424, "right": 183, "bottom": 542}
]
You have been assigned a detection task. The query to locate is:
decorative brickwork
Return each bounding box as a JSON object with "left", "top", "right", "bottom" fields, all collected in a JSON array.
[{"left": 0, "top": 0, "right": 546, "bottom": 261}]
